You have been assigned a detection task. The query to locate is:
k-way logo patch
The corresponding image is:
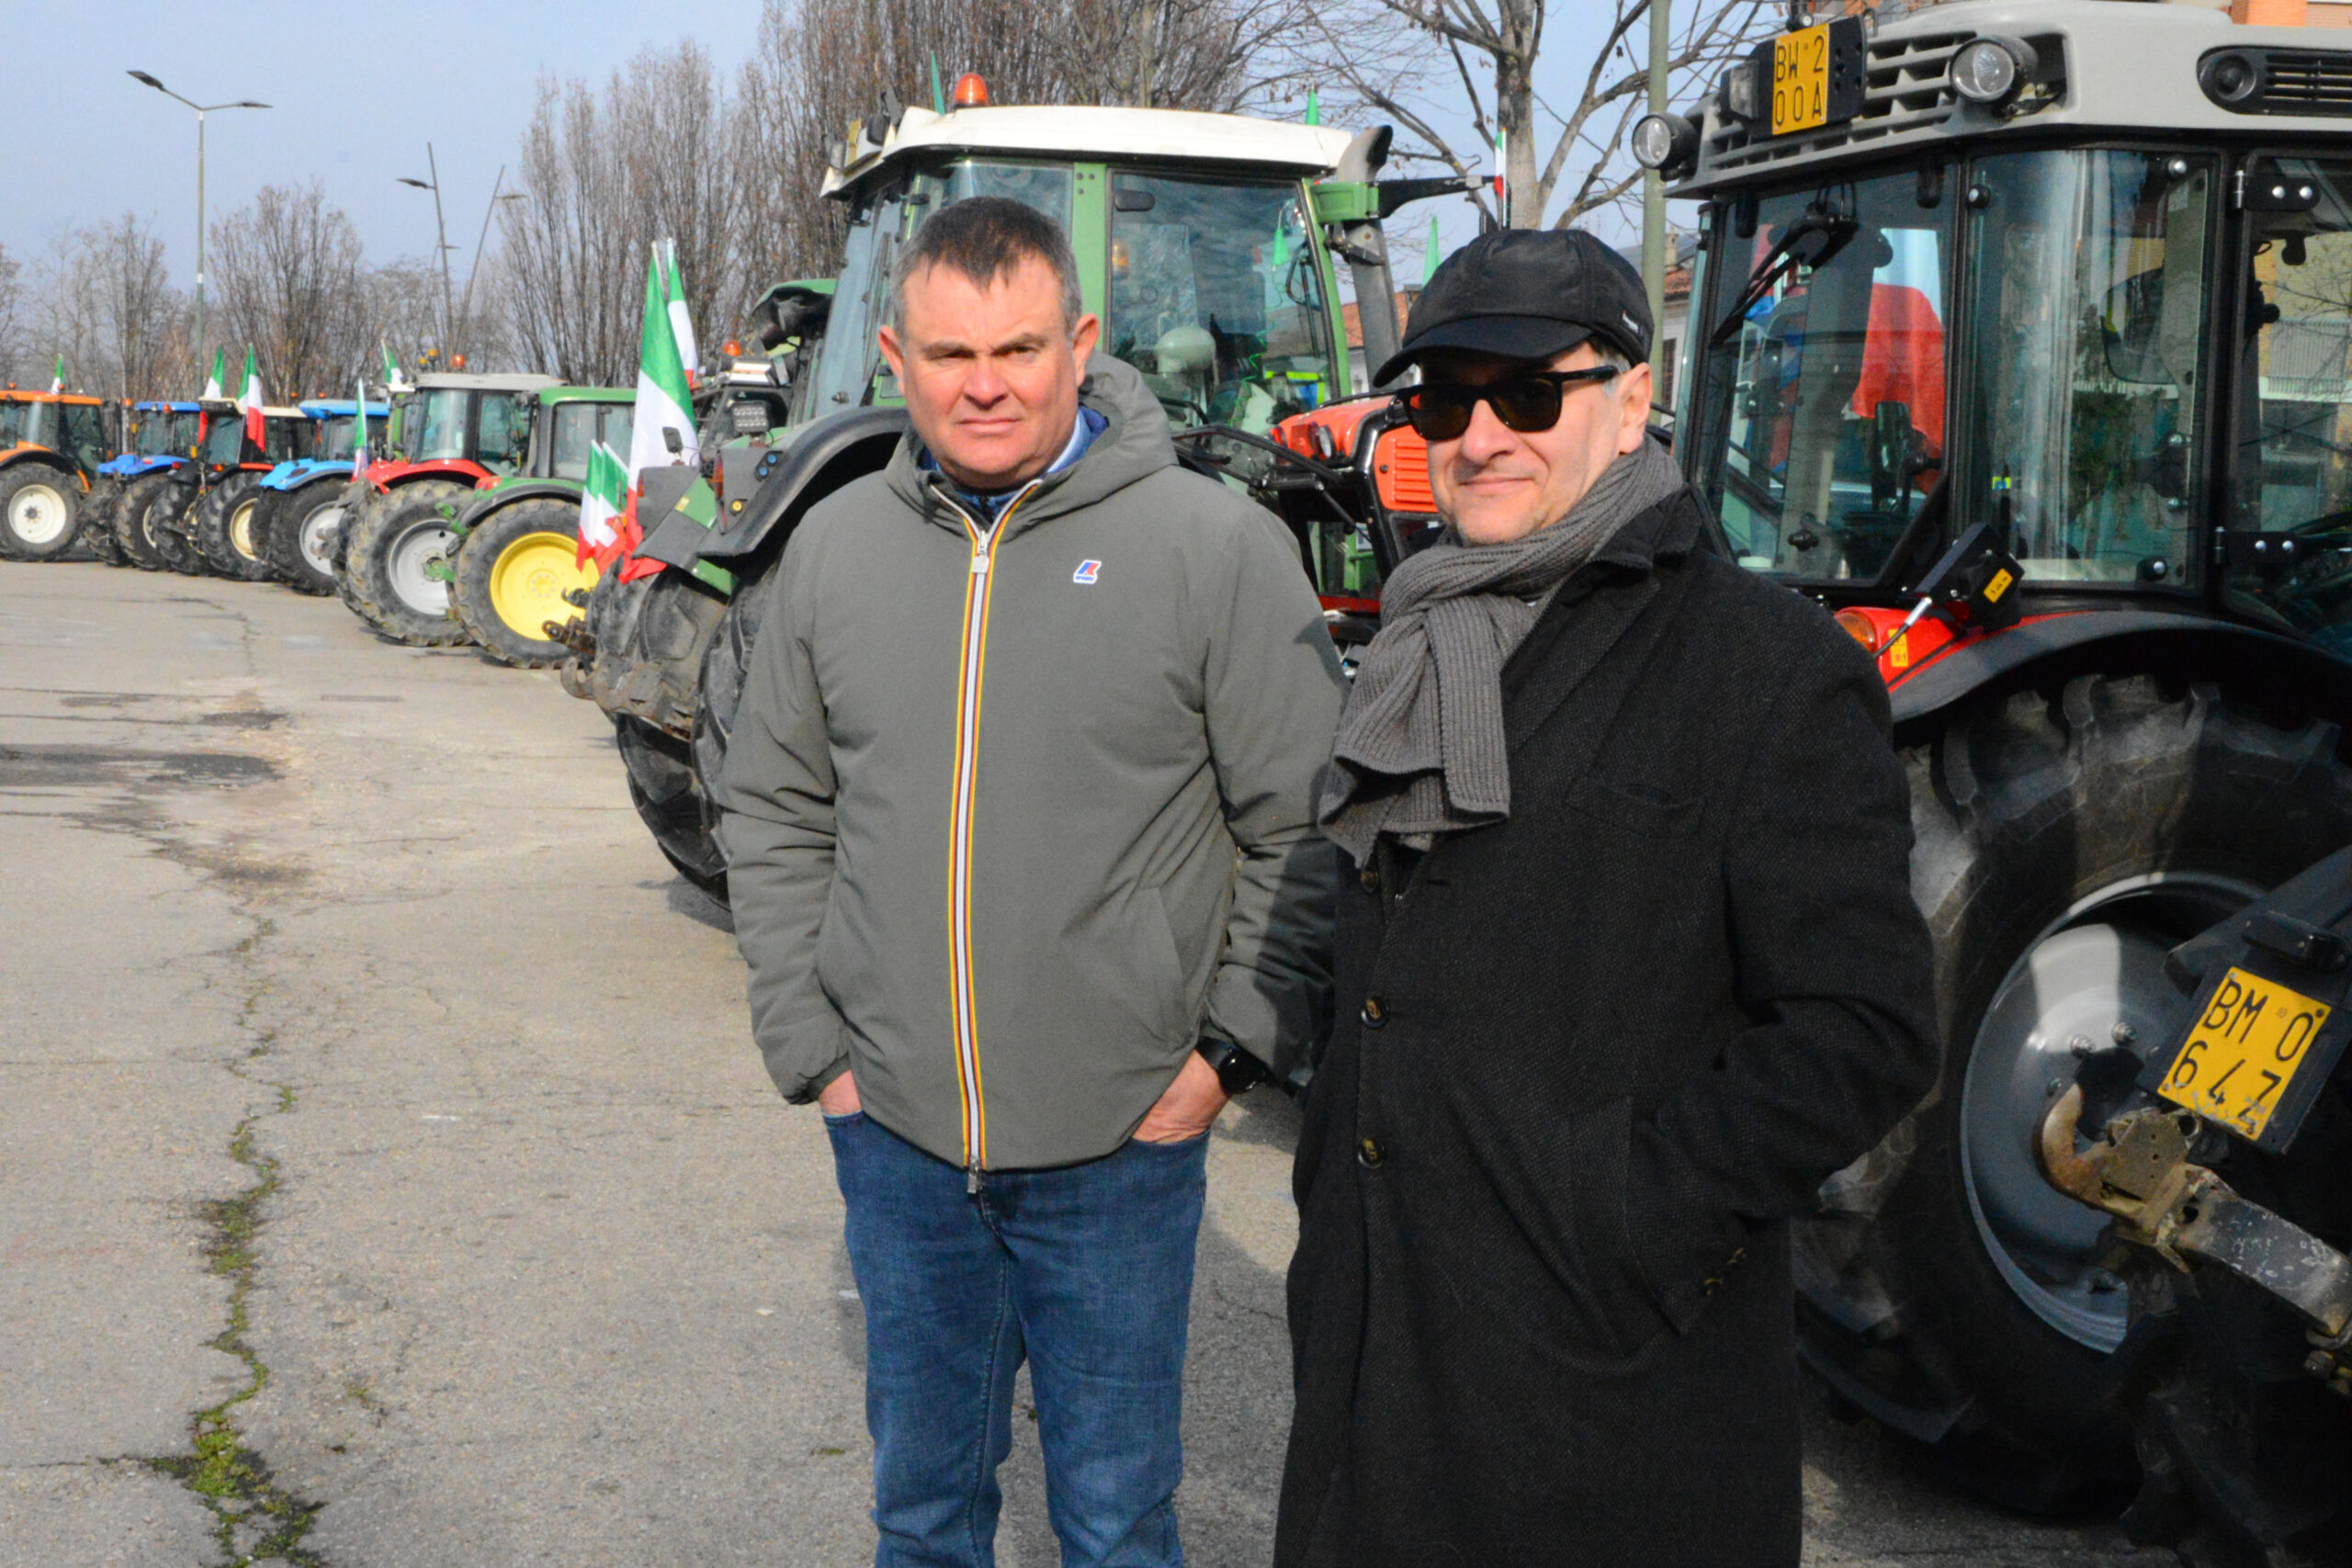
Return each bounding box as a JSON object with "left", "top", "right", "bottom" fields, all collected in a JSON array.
[{"left": 1072, "top": 559, "right": 1102, "bottom": 584}]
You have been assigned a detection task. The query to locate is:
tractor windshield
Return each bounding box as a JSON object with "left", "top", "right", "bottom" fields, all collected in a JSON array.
[
  {"left": 165, "top": 411, "right": 202, "bottom": 454},
  {"left": 1108, "top": 174, "right": 1335, "bottom": 432},
  {"left": 12, "top": 401, "right": 56, "bottom": 451},
  {"left": 201, "top": 414, "right": 245, "bottom": 466},
  {"left": 406, "top": 389, "right": 471, "bottom": 462},
  {"left": 0, "top": 402, "right": 23, "bottom": 445},
  {"left": 1959, "top": 149, "right": 2213, "bottom": 588},
  {"left": 314, "top": 415, "right": 359, "bottom": 462},
  {"left": 2228, "top": 155, "right": 2352, "bottom": 652},
  {"left": 1695, "top": 172, "right": 1951, "bottom": 580}
]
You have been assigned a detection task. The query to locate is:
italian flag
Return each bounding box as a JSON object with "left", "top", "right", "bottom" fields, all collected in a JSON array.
[
  {"left": 615, "top": 242, "right": 699, "bottom": 581},
  {"left": 352, "top": 377, "right": 370, "bottom": 475},
  {"left": 49, "top": 354, "right": 63, "bottom": 393},
  {"left": 235, "top": 346, "right": 265, "bottom": 450},
  {"left": 664, "top": 239, "right": 698, "bottom": 387},
  {"left": 380, "top": 340, "right": 405, "bottom": 393},
  {"left": 201, "top": 348, "right": 226, "bottom": 401},
  {"left": 576, "top": 440, "right": 628, "bottom": 569}
]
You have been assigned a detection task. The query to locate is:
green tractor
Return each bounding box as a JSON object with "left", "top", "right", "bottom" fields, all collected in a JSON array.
[
  {"left": 440, "top": 384, "right": 635, "bottom": 666},
  {"left": 565, "top": 96, "right": 1447, "bottom": 894}
]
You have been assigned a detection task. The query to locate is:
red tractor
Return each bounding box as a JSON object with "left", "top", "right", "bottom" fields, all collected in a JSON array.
[
  {"left": 127, "top": 400, "right": 312, "bottom": 577},
  {"left": 333, "top": 371, "right": 555, "bottom": 644}
]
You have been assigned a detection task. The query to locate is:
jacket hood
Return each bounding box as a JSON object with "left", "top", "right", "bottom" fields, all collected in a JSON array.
[{"left": 884, "top": 353, "right": 1176, "bottom": 535}]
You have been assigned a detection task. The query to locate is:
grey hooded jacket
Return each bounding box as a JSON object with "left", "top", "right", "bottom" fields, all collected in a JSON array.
[{"left": 716, "top": 355, "right": 1346, "bottom": 1172}]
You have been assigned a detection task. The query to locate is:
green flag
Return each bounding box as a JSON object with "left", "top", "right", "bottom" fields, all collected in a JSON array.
[
  {"left": 931, "top": 52, "right": 946, "bottom": 114},
  {"left": 1304, "top": 86, "right": 1319, "bottom": 127},
  {"left": 201, "top": 348, "right": 226, "bottom": 401},
  {"left": 1424, "top": 216, "right": 1442, "bottom": 286},
  {"left": 49, "top": 353, "right": 63, "bottom": 393},
  {"left": 629, "top": 243, "right": 697, "bottom": 498}
]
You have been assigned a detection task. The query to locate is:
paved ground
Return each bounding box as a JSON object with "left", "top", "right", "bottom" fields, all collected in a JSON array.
[{"left": 0, "top": 558, "right": 2178, "bottom": 1568}]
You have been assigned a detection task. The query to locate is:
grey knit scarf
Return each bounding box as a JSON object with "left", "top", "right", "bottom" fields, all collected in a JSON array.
[{"left": 1318, "top": 435, "right": 1683, "bottom": 863}]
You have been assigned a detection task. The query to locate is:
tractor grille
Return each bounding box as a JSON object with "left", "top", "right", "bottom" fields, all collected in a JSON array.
[
  {"left": 1373, "top": 426, "right": 1434, "bottom": 514},
  {"left": 2248, "top": 51, "right": 2352, "bottom": 114},
  {"left": 1701, "top": 28, "right": 2030, "bottom": 178}
]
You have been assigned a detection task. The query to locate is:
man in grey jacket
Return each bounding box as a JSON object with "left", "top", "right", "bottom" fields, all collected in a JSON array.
[{"left": 716, "top": 197, "right": 1344, "bottom": 1567}]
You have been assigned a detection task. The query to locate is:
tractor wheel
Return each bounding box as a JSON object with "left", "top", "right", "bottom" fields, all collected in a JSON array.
[
  {"left": 451, "top": 499, "right": 601, "bottom": 668},
  {"left": 143, "top": 481, "right": 209, "bottom": 576},
  {"left": 80, "top": 479, "right": 127, "bottom": 567},
  {"left": 688, "top": 553, "right": 776, "bottom": 859},
  {"left": 265, "top": 482, "right": 354, "bottom": 596},
  {"left": 615, "top": 715, "right": 727, "bottom": 899},
  {"left": 336, "top": 481, "right": 471, "bottom": 646},
  {"left": 191, "top": 472, "right": 275, "bottom": 581},
  {"left": 115, "top": 474, "right": 177, "bottom": 570},
  {"left": 1794, "top": 675, "right": 2352, "bottom": 1518},
  {"left": 0, "top": 464, "right": 83, "bottom": 561}
]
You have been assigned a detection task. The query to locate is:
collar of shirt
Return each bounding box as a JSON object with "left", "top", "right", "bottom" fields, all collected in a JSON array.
[{"left": 924, "top": 406, "right": 1108, "bottom": 522}]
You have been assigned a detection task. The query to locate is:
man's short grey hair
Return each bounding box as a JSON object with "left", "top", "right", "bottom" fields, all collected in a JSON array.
[
  {"left": 888, "top": 197, "right": 1085, "bottom": 335},
  {"left": 1590, "top": 343, "right": 1634, "bottom": 373}
]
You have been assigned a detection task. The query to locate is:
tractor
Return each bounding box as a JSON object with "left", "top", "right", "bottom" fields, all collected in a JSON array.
[
  {"left": 131, "top": 401, "right": 314, "bottom": 578},
  {"left": 566, "top": 93, "right": 1459, "bottom": 895},
  {"left": 1619, "top": 0, "right": 2352, "bottom": 1555},
  {"left": 333, "top": 370, "right": 555, "bottom": 644},
  {"left": 438, "top": 384, "right": 634, "bottom": 666},
  {"left": 86, "top": 401, "right": 203, "bottom": 569},
  {"left": 252, "top": 397, "right": 390, "bottom": 594},
  {"left": 0, "top": 389, "right": 111, "bottom": 561}
]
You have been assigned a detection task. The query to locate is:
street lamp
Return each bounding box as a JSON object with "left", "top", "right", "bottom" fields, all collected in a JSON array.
[
  {"left": 452, "top": 169, "right": 526, "bottom": 367},
  {"left": 398, "top": 144, "right": 458, "bottom": 361},
  {"left": 127, "top": 72, "right": 269, "bottom": 378}
]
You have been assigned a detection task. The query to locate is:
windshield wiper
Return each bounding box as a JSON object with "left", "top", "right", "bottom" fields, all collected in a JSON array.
[{"left": 1706, "top": 205, "right": 1861, "bottom": 350}]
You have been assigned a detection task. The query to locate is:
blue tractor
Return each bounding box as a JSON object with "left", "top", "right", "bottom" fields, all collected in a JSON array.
[
  {"left": 252, "top": 398, "right": 388, "bottom": 593},
  {"left": 96, "top": 401, "right": 204, "bottom": 571}
]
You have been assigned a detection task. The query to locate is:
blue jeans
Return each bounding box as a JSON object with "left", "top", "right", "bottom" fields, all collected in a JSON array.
[{"left": 826, "top": 1111, "right": 1209, "bottom": 1568}]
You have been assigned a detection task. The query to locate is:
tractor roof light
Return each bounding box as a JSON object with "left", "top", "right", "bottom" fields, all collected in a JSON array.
[
  {"left": 1951, "top": 36, "right": 2036, "bottom": 107},
  {"left": 1632, "top": 113, "right": 1700, "bottom": 179},
  {"left": 953, "top": 73, "right": 989, "bottom": 108},
  {"left": 2200, "top": 51, "right": 2259, "bottom": 107},
  {"left": 1718, "top": 62, "right": 1759, "bottom": 123}
]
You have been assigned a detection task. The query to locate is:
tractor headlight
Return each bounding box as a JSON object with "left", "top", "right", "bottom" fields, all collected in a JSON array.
[
  {"left": 1631, "top": 114, "right": 1699, "bottom": 178},
  {"left": 1951, "top": 36, "right": 2036, "bottom": 105},
  {"left": 1719, "top": 62, "right": 1759, "bottom": 122}
]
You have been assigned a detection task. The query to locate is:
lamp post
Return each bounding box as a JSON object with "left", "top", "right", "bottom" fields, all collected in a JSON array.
[
  {"left": 1641, "top": 0, "right": 1671, "bottom": 345},
  {"left": 398, "top": 144, "right": 458, "bottom": 361},
  {"left": 451, "top": 169, "right": 525, "bottom": 365},
  {"left": 126, "top": 72, "right": 269, "bottom": 377}
]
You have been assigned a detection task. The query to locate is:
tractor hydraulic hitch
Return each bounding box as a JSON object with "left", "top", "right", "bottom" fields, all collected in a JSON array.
[{"left": 2040, "top": 1086, "right": 2352, "bottom": 1396}]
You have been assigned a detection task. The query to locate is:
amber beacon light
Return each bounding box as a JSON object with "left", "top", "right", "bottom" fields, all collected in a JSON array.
[{"left": 953, "top": 73, "right": 989, "bottom": 107}]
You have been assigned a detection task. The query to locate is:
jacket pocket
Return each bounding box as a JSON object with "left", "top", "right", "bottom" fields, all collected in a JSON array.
[{"left": 1563, "top": 774, "right": 1700, "bottom": 838}]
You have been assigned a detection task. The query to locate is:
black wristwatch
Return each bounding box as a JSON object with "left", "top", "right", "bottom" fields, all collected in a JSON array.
[{"left": 1195, "top": 1035, "right": 1271, "bottom": 1096}]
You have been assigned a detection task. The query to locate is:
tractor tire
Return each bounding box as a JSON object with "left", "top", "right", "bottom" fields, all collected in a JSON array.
[
  {"left": 336, "top": 480, "right": 471, "bottom": 647},
  {"left": 143, "top": 481, "right": 209, "bottom": 576},
  {"left": 451, "top": 499, "right": 601, "bottom": 668},
  {"left": 265, "top": 481, "right": 354, "bottom": 596},
  {"left": 688, "top": 554, "right": 777, "bottom": 884},
  {"left": 0, "top": 464, "right": 83, "bottom": 561},
  {"left": 1794, "top": 676, "right": 2352, "bottom": 1518},
  {"left": 615, "top": 715, "right": 727, "bottom": 899},
  {"left": 191, "top": 471, "right": 275, "bottom": 581},
  {"left": 80, "top": 479, "right": 126, "bottom": 567},
  {"left": 115, "top": 474, "right": 179, "bottom": 571}
]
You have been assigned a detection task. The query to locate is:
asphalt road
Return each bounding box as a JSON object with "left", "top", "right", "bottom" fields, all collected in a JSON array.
[{"left": 0, "top": 558, "right": 2177, "bottom": 1568}]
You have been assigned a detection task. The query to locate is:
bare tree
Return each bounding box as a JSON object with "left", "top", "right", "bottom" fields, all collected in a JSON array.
[
  {"left": 1295, "top": 0, "right": 1770, "bottom": 230},
  {"left": 85, "top": 215, "right": 186, "bottom": 401},
  {"left": 500, "top": 74, "right": 656, "bottom": 384},
  {"left": 210, "top": 180, "right": 372, "bottom": 398},
  {"left": 0, "top": 245, "right": 24, "bottom": 388}
]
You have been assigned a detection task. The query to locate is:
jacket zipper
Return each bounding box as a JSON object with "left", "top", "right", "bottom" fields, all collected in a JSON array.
[{"left": 941, "top": 479, "right": 1039, "bottom": 1192}]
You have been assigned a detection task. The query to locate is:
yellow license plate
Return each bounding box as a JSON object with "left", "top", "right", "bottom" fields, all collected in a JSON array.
[
  {"left": 2157, "top": 966, "right": 2333, "bottom": 1141},
  {"left": 1771, "top": 24, "right": 1833, "bottom": 136}
]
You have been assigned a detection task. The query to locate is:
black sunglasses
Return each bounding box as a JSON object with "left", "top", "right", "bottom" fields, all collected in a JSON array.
[{"left": 1397, "top": 365, "right": 1621, "bottom": 442}]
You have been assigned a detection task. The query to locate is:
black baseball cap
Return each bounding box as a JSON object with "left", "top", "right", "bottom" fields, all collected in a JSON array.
[{"left": 1378, "top": 228, "right": 1652, "bottom": 385}]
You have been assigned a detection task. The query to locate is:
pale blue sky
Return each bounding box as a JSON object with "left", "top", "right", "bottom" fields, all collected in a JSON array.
[{"left": 2, "top": 2, "right": 1687, "bottom": 298}]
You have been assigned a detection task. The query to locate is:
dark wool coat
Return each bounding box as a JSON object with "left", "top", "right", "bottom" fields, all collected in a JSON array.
[{"left": 1276, "top": 488, "right": 1941, "bottom": 1568}]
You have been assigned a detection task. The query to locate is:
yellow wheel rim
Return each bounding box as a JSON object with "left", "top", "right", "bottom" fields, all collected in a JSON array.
[
  {"left": 488, "top": 531, "right": 599, "bottom": 641},
  {"left": 229, "top": 498, "right": 263, "bottom": 559}
]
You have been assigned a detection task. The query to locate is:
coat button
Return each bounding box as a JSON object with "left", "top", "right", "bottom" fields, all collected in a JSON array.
[
  {"left": 1361, "top": 998, "right": 1386, "bottom": 1029},
  {"left": 1359, "top": 863, "right": 1379, "bottom": 891},
  {"left": 1357, "top": 1137, "right": 1385, "bottom": 1168}
]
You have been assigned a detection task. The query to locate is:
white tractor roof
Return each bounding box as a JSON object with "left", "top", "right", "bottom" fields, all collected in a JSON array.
[{"left": 821, "top": 105, "right": 1357, "bottom": 197}]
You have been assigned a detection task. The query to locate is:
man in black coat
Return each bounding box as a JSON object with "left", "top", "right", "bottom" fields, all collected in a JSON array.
[{"left": 1275, "top": 230, "right": 1941, "bottom": 1567}]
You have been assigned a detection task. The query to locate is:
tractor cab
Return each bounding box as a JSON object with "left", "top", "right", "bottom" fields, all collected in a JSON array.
[
  {"left": 0, "top": 390, "right": 108, "bottom": 475},
  {"left": 368, "top": 371, "right": 559, "bottom": 491},
  {"left": 806, "top": 102, "right": 1363, "bottom": 434},
  {"left": 1650, "top": 0, "right": 2352, "bottom": 669},
  {"left": 297, "top": 399, "right": 390, "bottom": 466},
  {"left": 520, "top": 386, "right": 634, "bottom": 484},
  {"left": 104, "top": 401, "right": 204, "bottom": 479},
  {"left": 192, "top": 400, "right": 311, "bottom": 479}
]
